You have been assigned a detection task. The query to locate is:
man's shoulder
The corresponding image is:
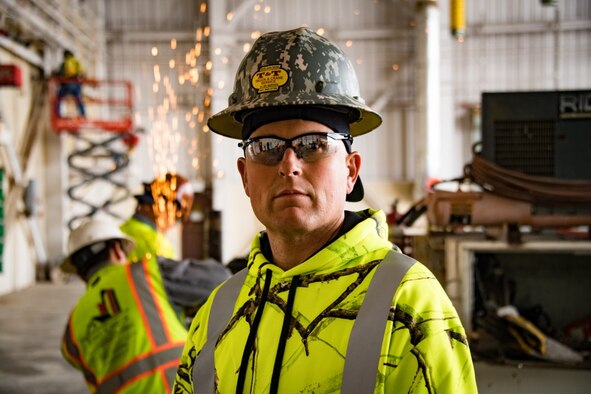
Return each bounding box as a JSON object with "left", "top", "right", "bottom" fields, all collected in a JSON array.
[
  {"left": 120, "top": 216, "right": 156, "bottom": 234},
  {"left": 393, "top": 257, "right": 459, "bottom": 316}
]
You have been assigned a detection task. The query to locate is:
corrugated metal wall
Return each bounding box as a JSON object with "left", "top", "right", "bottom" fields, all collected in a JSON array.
[
  {"left": 101, "top": 0, "right": 591, "bottom": 187},
  {"left": 0, "top": 0, "right": 588, "bottom": 287},
  {"left": 96, "top": 0, "right": 591, "bottom": 261},
  {"left": 105, "top": 0, "right": 200, "bottom": 31},
  {"left": 104, "top": 0, "right": 210, "bottom": 188},
  {"left": 449, "top": 0, "right": 591, "bottom": 167}
]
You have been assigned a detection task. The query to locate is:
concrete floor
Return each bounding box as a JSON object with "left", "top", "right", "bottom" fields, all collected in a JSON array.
[
  {"left": 0, "top": 281, "right": 87, "bottom": 394},
  {"left": 1, "top": 281, "right": 590, "bottom": 394}
]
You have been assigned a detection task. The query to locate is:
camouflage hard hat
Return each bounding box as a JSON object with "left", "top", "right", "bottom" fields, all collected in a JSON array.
[{"left": 208, "top": 27, "right": 382, "bottom": 139}]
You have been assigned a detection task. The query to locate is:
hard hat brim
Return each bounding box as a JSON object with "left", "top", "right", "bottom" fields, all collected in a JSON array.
[
  {"left": 60, "top": 237, "right": 135, "bottom": 274},
  {"left": 208, "top": 101, "right": 382, "bottom": 140}
]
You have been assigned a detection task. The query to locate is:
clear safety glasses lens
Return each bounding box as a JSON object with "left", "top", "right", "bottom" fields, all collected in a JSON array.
[{"left": 239, "top": 132, "right": 352, "bottom": 166}]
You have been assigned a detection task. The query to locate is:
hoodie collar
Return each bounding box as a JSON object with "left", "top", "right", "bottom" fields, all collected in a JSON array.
[{"left": 250, "top": 209, "right": 390, "bottom": 278}]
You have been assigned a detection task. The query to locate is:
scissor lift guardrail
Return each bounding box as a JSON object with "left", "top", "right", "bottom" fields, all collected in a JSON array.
[{"left": 48, "top": 77, "right": 138, "bottom": 230}]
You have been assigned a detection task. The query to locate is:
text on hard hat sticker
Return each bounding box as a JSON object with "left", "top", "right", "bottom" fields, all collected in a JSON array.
[{"left": 252, "top": 65, "right": 288, "bottom": 93}]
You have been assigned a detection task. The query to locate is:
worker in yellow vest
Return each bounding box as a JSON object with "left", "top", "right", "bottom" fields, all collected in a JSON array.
[
  {"left": 120, "top": 173, "right": 194, "bottom": 262},
  {"left": 60, "top": 218, "right": 187, "bottom": 393},
  {"left": 173, "top": 28, "right": 477, "bottom": 393},
  {"left": 55, "top": 49, "right": 86, "bottom": 118}
]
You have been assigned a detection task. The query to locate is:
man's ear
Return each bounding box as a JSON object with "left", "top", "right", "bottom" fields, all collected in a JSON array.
[
  {"left": 237, "top": 157, "right": 251, "bottom": 197},
  {"left": 109, "top": 241, "right": 127, "bottom": 264},
  {"left": 346, "top": 152, "right": 362, "bottom": 195}
]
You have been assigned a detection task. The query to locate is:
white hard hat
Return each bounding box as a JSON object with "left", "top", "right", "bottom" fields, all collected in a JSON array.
[{"left": 61, "top": 218, "right": 135, "bottom": 274}]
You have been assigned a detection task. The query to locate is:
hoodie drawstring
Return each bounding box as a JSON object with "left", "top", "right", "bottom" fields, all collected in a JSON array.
[
  {"left": 236, "top": 269, "right": 272, "bottom": 393},
  {"left": 270, "top": 275, "right": 300, "bottom": 393}
]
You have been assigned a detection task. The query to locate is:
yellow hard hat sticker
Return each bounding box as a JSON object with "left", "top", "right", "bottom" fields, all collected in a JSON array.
[{"left": 252, "top": 65, "right": 288, "bottom": 93}]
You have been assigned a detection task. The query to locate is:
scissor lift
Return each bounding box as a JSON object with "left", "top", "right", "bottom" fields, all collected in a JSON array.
[{"left": 49, "top": 77, "right": 138, "bottom": 230}]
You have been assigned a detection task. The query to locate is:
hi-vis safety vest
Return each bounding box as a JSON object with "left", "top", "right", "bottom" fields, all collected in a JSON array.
[
  {"left": 173, "top": 209, "right": 478, "bottom": 393},
  {"left": 120, "top": 215, "right": 176, "bottom": 262},
  {"left": 61, "top": 257, "right": 187, "bottom": 393}
]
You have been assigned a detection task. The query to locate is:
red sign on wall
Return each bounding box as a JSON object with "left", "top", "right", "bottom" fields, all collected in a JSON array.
[{"left": 0, "top": 65, "right": 22, "bottom": 87}]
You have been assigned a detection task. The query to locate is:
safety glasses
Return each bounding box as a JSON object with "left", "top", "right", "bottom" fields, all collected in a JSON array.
[{"left": 239, "top": 132, "right": 352, "bottom": 166}]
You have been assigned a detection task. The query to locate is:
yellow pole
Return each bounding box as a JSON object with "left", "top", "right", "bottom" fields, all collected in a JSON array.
[{"left": 450, "top": 0, "right": 466, "bottom": 38}]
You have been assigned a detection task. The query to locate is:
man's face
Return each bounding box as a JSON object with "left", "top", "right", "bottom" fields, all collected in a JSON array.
[{"left": 237, "top": 119, "right": 361, "bottom": 237}]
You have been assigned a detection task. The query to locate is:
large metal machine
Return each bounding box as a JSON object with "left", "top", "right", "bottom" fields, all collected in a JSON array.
[
  {"left": 424, "top": 90, "right": 591, "bottom": 231},
  {"left": 481, "top": 90, "right": 591, "bottom": 180}
]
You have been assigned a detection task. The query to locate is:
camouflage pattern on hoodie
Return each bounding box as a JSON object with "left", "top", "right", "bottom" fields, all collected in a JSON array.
[{"left": 173, "top": 210, "right": 477, "bottom": 393}]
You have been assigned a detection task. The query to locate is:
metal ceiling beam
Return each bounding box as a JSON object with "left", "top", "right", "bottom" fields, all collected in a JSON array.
[
  {"left": 333, "top": 28, "right": 414, "bottom": 41},
  {"left": 210, "top": 27, "right": 414, "bottom": 45},
  {"left": 105, "top": 30, "right": 196, "bottom": 43},
  {"left": 469, "top": 19, "right": 591, "bottom": 36},
  {"left": 226, "top": 0, "right": 258, "bottom": 27},
  {"left": 28, "top": 0, "right": 97, "bottom": 49},
  {"left": 0, "top": 0, "right": 97, "bottom": 53},
  {"left": 0, "top": 35, "right": 43, "bottom": 67}
]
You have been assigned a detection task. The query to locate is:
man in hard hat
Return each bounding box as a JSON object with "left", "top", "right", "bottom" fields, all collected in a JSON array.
[
  {"left": 61, "top": 217, "right": 230, "bottom": 392},
  {"left": 60, "top": 218, "right": 187, "bottom": 393},
  {"left": 173, "top": 28, "right": 477, "bottom": 393},
  {"left": 120, "top": 172, "right": 194, "bottom": 262}
]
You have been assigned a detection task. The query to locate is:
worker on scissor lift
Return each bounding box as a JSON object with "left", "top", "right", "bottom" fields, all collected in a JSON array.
[
  {"left": 120, "top": 173, "right": 194, "bottom": 262},
  {"left": 54, "top": 49, "right": 86, "bottom": 118}
]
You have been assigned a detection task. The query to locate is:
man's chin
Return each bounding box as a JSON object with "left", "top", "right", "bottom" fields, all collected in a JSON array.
[{"left": 266, "top": 209, "right": 312, "bottom": 231}]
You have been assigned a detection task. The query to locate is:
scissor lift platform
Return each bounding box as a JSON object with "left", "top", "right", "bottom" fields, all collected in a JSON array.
[{"left": 48, "top": 77, "right": 138, "bottom": 229}]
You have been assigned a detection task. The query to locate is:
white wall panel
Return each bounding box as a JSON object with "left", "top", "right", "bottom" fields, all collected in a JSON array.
[{"left": 0, "top": 51, "right": 45, "bottom": 295}]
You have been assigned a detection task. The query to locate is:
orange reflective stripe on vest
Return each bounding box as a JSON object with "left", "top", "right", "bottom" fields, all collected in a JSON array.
[
  {"left": 127, "top": 261, "right": 174, "bottom": 346},
  {"left": 96, "top": 343, "right": 184, "bottom": 394},
  {"left": 63, "top": 259, "right": 185, "bottom": 392}
]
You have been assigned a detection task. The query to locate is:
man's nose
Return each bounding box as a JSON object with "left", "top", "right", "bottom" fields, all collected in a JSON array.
[{"left": 278, "top": 147, "right": 302, "bottom": 176}]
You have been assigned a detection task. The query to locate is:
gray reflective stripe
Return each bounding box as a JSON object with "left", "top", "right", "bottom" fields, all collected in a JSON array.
[
  {"left": 96, "top": 344, "right": 184, "bottom": 394},
  {"left": 129, "top": 261, "right": 169, "bottom": 346},
  {"left": 341, "top": 251, "right": 415, "bottom": 394},
  {"left": 163, "top": 362, "right": 179, "bottom": 390},
  {"left": 193, "top": 268, "right": 248, "bottom": 393},
  {"left": 63, "top": 322, "right": 97, "bottom": 386},
  {"left": 190, "top": 252, "right": 414, "bottom": 393}
]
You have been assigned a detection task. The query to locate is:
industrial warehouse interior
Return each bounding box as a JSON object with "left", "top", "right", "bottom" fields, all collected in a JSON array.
[{"left": 0, "top": 0, "right": 590, "bottom": 393}]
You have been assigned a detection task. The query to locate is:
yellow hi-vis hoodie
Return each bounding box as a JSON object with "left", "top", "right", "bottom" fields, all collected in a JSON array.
[
  {"left": 61, "top": 257, "right": 187, "bottom": 393},
  {"left": 173, "top": 209, "right": 477, "bottom": 393}
]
